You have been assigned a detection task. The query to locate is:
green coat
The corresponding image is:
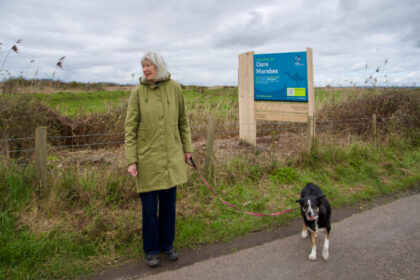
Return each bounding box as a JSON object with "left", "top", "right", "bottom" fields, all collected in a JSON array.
[{"left": 125, "top": 76, "right": 193, "bottom": 193}]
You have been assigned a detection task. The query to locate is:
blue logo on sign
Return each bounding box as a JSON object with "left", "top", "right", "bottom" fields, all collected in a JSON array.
[{"left": 295, "top": 55, "right": 304, "bottom": 66}]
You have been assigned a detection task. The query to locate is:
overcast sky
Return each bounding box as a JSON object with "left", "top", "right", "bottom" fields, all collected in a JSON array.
[{"left": 1, "top": 0, "right": 419, "bottom": 87}]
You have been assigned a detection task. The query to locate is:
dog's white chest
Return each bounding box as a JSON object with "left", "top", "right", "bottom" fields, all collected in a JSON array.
[{"left": 307, "top": 220, "right": 319, "bottom": 233}]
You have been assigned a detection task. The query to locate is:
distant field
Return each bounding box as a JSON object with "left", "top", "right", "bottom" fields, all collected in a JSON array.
[
  {"left": 35, "top": 86, "right": 239, "bottom": 117},
  {"left": 35, "top": 90, "right": 131, "bottom": 115},
  {"left": 35, "top": 86, "right": 387, "bottom": 116}
]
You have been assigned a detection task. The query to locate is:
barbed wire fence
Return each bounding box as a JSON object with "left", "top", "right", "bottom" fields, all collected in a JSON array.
[{"left": 0, "top": 114, "right": 403, "bottom": 185}]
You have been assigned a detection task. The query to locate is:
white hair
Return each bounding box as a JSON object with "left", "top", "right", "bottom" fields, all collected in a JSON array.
[{"left": 141, "top": 51, "right": 169, "bottom": 81}]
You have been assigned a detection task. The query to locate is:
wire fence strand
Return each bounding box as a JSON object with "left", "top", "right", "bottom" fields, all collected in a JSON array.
[{"left": 0, "top": 115, "right": 410, "bottom": 165}]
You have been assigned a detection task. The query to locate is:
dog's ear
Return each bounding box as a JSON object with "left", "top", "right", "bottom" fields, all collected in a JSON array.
[
  {"left": 317, "top": 195, "right": 326, "bottom": 203},
  {"left": 296, "top": 198, "right": 303, "bottom": 205}
]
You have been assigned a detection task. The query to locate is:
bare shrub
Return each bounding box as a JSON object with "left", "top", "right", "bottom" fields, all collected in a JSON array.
[
  {"left": 0, "top": 93, "right": 126, "bottom": 159},
  {"left": 0, "top": 94, "right": 72, "bottom": 157},
  {"left": 317, "top": 88, "right": 420, "bottom": 136}
]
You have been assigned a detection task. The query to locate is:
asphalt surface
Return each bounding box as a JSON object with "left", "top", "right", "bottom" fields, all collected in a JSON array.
[{"left": 128, "top": 193, "right": 420, "bottom": 280}]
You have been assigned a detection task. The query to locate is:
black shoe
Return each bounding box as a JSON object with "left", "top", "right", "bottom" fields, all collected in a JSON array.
[
  {"left": 164, "top": 248, "right": 179, "bottom": 261},
  {"left": 145, "top": 254, "right": 160, "bottom": 267}
]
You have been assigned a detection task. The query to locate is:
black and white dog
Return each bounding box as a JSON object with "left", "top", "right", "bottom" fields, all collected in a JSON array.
[{"left": 296, "top": 183, "right": 331, "bottom": 261}]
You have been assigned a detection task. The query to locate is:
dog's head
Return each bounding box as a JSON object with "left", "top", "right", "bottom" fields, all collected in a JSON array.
[{"left": 296, "top": 195, "right": 325, "bottom": 221}]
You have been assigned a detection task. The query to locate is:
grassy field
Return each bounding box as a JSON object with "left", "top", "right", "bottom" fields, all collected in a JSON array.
[
  {"left": 33, "top": 86, "right": 238, "bottom": 117},
  {"left": 35, "top": 90, "right": 130, "bottom": 115},
  {"left": 34, "top": 86, "right": 385, "bottom": 119},
  {"left": 0, "top": 86, "right": 419, "bottom": 279}
]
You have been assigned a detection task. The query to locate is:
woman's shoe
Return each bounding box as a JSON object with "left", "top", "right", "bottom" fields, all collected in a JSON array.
[
  {"left": 164, "top": 248, "right": 179, "bottom": 261},
  {"left": 145, "top": 254, "right": 160, "bottom": 267}
]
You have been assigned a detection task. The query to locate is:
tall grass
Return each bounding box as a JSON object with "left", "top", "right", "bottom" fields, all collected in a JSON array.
[
  {"left": 0, "top": 162, "right": 141, "bottom": 279},
  {"left": 0, "top": 39, "right": 22, "bottom": 73}
]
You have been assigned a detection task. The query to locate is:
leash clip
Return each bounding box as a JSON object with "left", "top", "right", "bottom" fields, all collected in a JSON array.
[{"left": 189, "top": 157, "right": 197, "bottom": 168}]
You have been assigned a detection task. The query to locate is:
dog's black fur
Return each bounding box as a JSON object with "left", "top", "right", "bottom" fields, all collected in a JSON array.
[{"left": 296, "top": 183, "right": 331, "bottom": 261}]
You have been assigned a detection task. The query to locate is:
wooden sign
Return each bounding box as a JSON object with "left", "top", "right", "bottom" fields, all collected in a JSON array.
[{"left": 238, "top": 48, "right": 315, "bottom": 150}]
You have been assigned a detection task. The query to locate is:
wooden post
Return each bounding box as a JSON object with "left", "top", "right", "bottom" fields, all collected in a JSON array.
[
  {"left": 372, "top": 114, "right": 377, "bottom": 146},
  {"left": 3, "top": 132, "right": 9, "bottom": 162},
  {"left": 205, "top": 119, "right": 217, "bottom": 181},
  {"left": 306, "top": 48, "right": 315, "bottom": 152},
  {"left": 306, "top": 116, "right": 314, "bottom": 153},
  {"left": 35, "top": 126, "right": 47, "bottom": 188},
  {"left": 238, "top": 51, "right": 256, "bottom": 146}
]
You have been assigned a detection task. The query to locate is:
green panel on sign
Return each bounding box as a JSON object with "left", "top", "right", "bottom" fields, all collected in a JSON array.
[{"left": 287, "top": 88, "right": 306, "bottom": 97}]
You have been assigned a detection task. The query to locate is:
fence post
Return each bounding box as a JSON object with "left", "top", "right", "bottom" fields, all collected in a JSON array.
[
  {"left": 205, "top": 118, "right": 217, "bottom": 181},
  {"left": 306, "top": 115, "right": 314, "bottom": 153},
  {"left": 372, "top": 114, "right": 377, "bottom": 146},
  {"left": 3, "top": 131, "right": 9, "bottom": 162},
  {"left": 35, "top": 126, "right": 47, "bottom": 188}
]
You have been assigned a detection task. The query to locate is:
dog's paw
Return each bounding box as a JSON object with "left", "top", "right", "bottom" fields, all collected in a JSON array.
[
  {"left": 322, "top": 248, "right": 329, "bottom": 261},
  {"left": 301, "top": 230, "right": 308, "bottom": 239},
  {"left": 308, "top": 252, "right": 317, "bottom": 261}
]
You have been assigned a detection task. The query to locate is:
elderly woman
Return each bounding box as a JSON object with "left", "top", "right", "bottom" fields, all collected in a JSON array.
[{"left": 125, "top": 51, "right": 193, "bottom": 267}]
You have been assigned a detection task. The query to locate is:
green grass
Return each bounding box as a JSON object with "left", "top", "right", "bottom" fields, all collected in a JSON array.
[
  {"left": 34, "top": 87, "right": 239, "bottom": 118},
  {"left": 35, "top": 87, "right": 236, "bottom": 116},
  {"left": 35, "top": 91, "right": 130, "bottom": 115},
  {"left": 178, "top": 138, "right": 420, "bottom": 248}
]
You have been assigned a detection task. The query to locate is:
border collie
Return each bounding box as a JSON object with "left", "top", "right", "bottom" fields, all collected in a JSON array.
[{"left": 296, "top": 183, "right": 331, "bottom": 261}]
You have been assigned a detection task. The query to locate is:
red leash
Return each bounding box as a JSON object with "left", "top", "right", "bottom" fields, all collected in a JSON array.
[{"left": 188, "top": 158, "right": 296, "bottom": 217}]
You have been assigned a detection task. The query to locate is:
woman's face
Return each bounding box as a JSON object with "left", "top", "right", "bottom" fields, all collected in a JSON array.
[{"left": 142, "top": 60, "right": 157, "bottom": 81}]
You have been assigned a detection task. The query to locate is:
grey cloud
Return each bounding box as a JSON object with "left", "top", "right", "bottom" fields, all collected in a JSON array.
[
  {"left": 212, "top": 10, "right": 277, "bottom": 48},
  {"left": 1, "top": 0, "right": 420, "bottom": 86}
]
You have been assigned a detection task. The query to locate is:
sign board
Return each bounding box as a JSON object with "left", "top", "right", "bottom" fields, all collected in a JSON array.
[
  {"left": 254, "top": 52, "right": 308, "bottom": 102},
  {"left": 238, "top": 48, "right": 315, "bottom": 149}
]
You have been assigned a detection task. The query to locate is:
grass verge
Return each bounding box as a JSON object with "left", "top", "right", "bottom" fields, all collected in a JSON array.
[{"left": 0, "top": 134, "right": 419, "bottom": 279}]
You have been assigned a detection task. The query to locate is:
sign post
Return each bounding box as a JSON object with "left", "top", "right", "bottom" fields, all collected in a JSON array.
[
  {"left": 306, "top": 47, "right": 315, "bottom": 152},
  {"left": 238, "top": 51, "right": 256, "bottom": 146},
  {"left": 238, "top": 48, "right": 315, "bottom": 150}
]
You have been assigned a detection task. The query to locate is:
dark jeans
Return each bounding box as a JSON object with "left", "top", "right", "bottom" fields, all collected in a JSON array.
[{"left": 139, "top": 186, "right": 177, "bottom": 255}]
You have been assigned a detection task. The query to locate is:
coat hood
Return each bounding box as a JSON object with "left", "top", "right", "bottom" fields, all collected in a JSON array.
[
  {"left": 139, "top": 73, "right": 172, "bottom": 104},
  {"left": 139, "top": 73, "right": 171, "bottom": 88}
]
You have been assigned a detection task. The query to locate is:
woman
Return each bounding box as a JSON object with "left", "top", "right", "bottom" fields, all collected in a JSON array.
[{"left": 125, "top": 51, "right": 193, "bottom": 267}]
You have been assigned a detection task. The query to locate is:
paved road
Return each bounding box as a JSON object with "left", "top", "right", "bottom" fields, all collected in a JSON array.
[{"left": 132, "top": 193, "right": 420, "bottom": 280}]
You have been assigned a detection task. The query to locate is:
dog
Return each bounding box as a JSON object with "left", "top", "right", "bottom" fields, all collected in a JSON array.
[{"left": 296, "top": 183, "right": 331, "bottom": 261}]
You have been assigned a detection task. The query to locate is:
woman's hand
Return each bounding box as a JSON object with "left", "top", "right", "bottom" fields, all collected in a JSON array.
[
  {"left": 128, "top": 163, "right": 138, "bottom": 177},
  {"left": 184, "top": 152, "right": 192, "bottom": 164}
]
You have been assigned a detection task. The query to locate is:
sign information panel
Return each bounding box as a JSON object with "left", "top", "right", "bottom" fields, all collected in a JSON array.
[{"left": 254, "top": 52, "right": 308, "bottom": 102}]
